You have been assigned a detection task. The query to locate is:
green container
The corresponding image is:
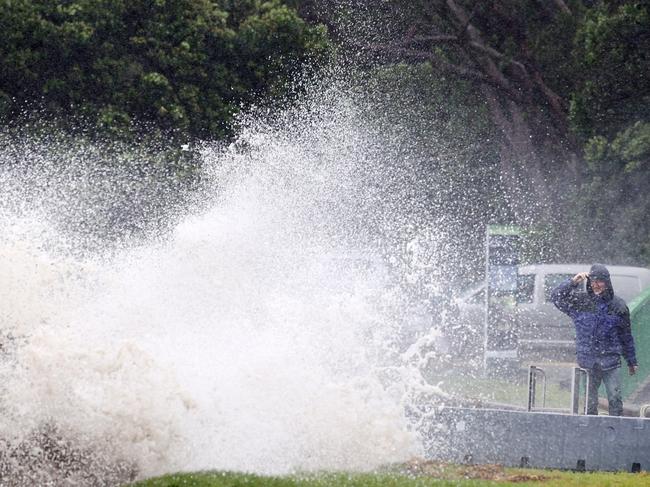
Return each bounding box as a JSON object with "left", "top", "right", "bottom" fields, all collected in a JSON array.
[{"left": 622, "top": 286, "right": 650, "bottom": 400}]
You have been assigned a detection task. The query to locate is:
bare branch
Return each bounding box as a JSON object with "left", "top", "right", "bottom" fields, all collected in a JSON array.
[
  {"left": 552, "top": 0, "right": 571, "bottom": 15},
  {"left": 446, "top": 0, "right": 471, "bottom": 26},
  {"left": 365, "top": 45, "right": 489, "bottom": 82},
  {"left": 444, "top": 0, "right": 513, "bottom": 91},
  {"left": 467, "top": 41, "right": 529, "bottom": 78},
  {"left": 363, "top": 43, "right": 525, "bottom": 102},
  {"left": 531, "top": 70, "right": 570, "bottom": 134},
  {"left": 411, "top": 34, "right": 459, "bottom": 43},
  {"left": 534, "top": 0, "right": 572, "bottom": 16},
  {"left": 458, "top": 2, "right": 480, "bottom": 38},
  {"left": 375, "top": 35, "right": 460, "bottom": 49}
]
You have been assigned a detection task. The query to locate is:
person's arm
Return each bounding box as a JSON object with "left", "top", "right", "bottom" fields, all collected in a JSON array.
[
  {"left": 612, "top": 298, "right": 638, "bottom": 373},
  {"left": 550, "top": 273, "right": 586, "bottom": 318}
]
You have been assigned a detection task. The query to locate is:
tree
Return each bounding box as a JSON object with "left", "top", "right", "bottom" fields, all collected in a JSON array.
[
  {"left": 570, "top": 1, "right": 650, "bottom": 140},
  {"left": 301, "top": 0, "right": 586, "bottom": 226},
  {"left": 566, "top": 2, "right": 650, "bottom": 264},
  {"left": 0, "top": 0, "right": 331, "bottom": 139},
  {"left": 299, "top": 0, "right": 650, "bottom": 265}
]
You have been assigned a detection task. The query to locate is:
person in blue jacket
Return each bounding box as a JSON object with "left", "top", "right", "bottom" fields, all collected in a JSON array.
[{"left": 551, "top": 264, "right": 638, "bottom": 416}]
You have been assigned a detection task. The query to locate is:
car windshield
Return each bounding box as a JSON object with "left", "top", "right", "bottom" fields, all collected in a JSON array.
[
  {"left": 610, "top": 275, "right": 641, "bottom": 301},
  {"left": 462, "top": 273, "right": 534, "bottom": 305},
  {"left": 544, "top": 273, "right": 642, "bottom": 302},
  {"left": 544, "top": 274, "right": 575, "bottom": 301}
]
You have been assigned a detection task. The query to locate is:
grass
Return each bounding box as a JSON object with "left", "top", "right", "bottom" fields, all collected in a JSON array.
[
  {"left": 130, "top": 465, "right": 650, "bottom": 487},
  {"left": 131, "top": 369, "right": 633, "bottom": 487},
  {"left": 426, "top": 369, "right": 573, "bottom": 410}
]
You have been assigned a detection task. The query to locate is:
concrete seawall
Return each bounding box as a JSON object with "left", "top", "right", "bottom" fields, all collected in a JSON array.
[{"left": 422, "top": 407, "right": 650, "bottom": 472}]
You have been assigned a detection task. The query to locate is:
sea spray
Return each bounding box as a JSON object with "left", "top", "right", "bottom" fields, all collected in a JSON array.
[{"left": 0, "top": 80, "right": 454, "bottom": 483}]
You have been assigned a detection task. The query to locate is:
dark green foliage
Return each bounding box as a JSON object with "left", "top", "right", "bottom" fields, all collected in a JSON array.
[
  {"left": 528, "top": 7, "right": 584, "bottom": 97},
  {"left": 0, "top": 0, "right": 331, "bottom": 139},
  {"left": 296, "top": 0, "right": 650, "bottom": 266},
  {"left": 573, "top": 121, "right": 650, "bottom": 263},
  {"left": 565, "top": 2, "right": 650, "bottom": 264},
  {"left": 2, "top": 0, "right": 650, "bottom": 265},
  {"left": 570, "top": 1, "right": 650, "bottom": 140}
]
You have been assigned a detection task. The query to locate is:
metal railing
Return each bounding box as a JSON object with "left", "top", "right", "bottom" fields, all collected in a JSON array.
[
  {"left": 527, "top": 365, "right": 546, "bottom": 411},
  {"left": 571, "top": 367, "right": 589, "bottom": 415},
  {"left": 527, "top": 365, "right": 589, "bottom": 414},
  {"left": 640, "top": 404, "right": 650, "bottom": 418}
]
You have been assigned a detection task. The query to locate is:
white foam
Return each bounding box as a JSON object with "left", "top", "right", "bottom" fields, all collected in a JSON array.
[{"left": 0, "top": 84, "right": 456, "bottom": 481}]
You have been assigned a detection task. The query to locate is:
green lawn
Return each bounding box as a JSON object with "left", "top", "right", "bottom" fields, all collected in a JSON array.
[
  {"left": 130, "top": 464, "right": 650, "bottom": 487},
  {"left": 426, "top": 370, "right": 573, "bottom": 410}
]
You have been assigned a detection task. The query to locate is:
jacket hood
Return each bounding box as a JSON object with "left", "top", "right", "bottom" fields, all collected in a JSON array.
[{"left": 587, "top": 263, "right": 614, "bottom": 301}]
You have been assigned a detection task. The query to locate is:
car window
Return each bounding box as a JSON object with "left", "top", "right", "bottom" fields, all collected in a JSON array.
[
  {"left": 464, "top": 274, "right": 533, "bottom": 305},
  {"left": 517, "top": 274, "right": 535, "bottom": 304},
  {"left": 544, "top": 274, "right": 575, "bottom": 302},
  {"left": 543, "top": 273, "right": 642, "bottom": 302},
  {"left": 611, "top": 276, "right": 641, "bottom": 301}
]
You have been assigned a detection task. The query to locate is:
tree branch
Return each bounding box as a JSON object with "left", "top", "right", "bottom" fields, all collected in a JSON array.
[
  {"left": 365, "top": 44, "right": 489, "bottom": 82},
  {"left": 467, "top": 41, "right": 529, "bottom": 79},
  {"left": 552, "top": 0, "right": 571, "bottom": 15},
  {"left": 379, "top": 33, "right": 530, "bottom": 80},
  {"left": 445, "top": 0, "right": 514, "bottom": 92}
]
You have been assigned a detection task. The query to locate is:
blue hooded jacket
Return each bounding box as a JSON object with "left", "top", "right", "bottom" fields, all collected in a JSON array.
[{"left": 550, "top": 264, "right": 637, "bottom": 370}]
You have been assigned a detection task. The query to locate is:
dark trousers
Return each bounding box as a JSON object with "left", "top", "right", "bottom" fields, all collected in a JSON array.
[{"left": 587, "top": 365, "right": 623, "bottom": 416}]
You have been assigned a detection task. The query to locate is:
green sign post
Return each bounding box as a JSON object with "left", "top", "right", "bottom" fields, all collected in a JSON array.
[{"left": 484, "top": 224, "right": 521, "bottom": 375}]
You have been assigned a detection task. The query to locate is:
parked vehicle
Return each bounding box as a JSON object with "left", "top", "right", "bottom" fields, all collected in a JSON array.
[{"left": 450, "top": 264, "right": 650, "bottom": 360}]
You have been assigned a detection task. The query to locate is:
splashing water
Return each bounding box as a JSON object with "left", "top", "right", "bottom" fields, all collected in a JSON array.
[{"left": 0, "top": 82, "right": 454, "bottom": 483}]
